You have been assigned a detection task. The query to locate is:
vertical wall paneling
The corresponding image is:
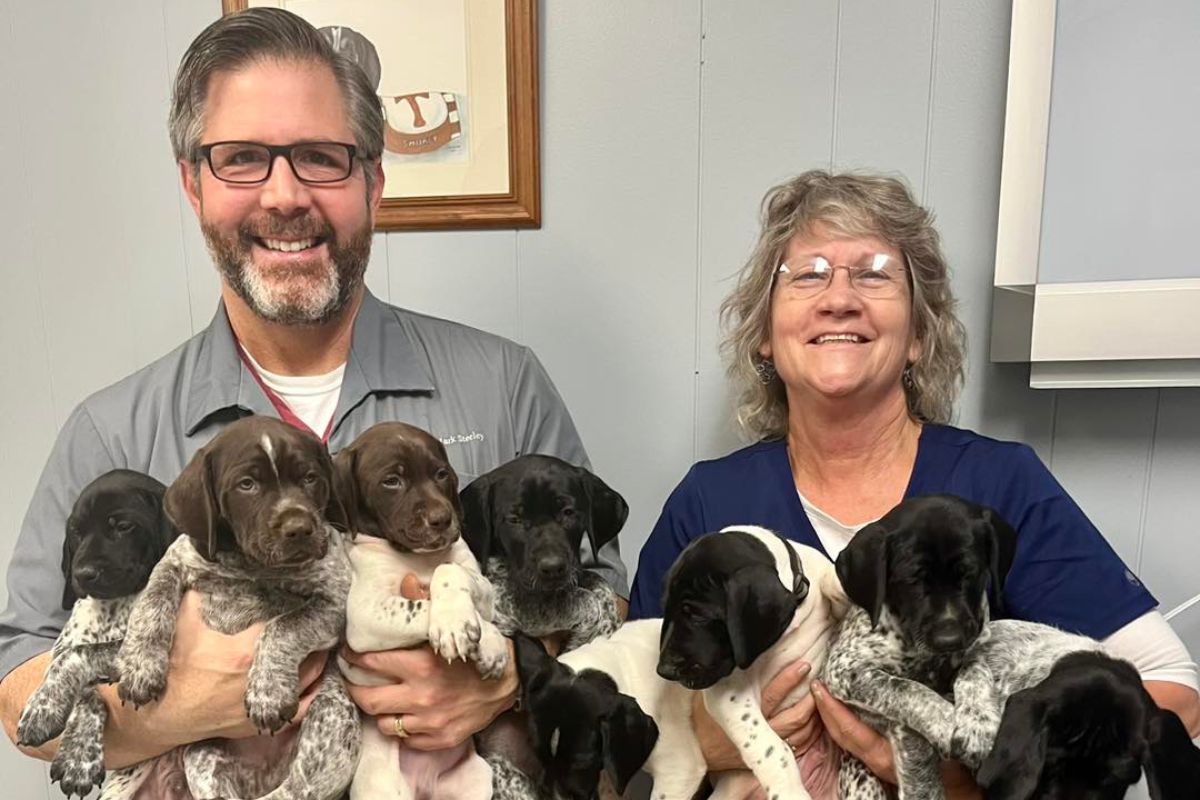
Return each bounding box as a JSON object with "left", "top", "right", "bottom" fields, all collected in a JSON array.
[
  {"left": 0, "top": 1, "right": 62, "bottom": 794},
  {"left": 694, "top": 0, "right": 839, "bottom": 463},
  {"left": 1047, "top": 390, "right": 1160, "bottom": 568},
  {"left": 1139, "top": 389, "right": 1200, "bottom": 644},
  {"left": 385, "top": 231, "right": 519, "bottom": 341},
  {"left": 13, "top": 0, "right": 193, "bottom": 420},
  {"left": 832, "top": 0, "right": 935, "bottom": 185},
  {"left": 516, "top": 1, "right": 702, "bottom": 568}
]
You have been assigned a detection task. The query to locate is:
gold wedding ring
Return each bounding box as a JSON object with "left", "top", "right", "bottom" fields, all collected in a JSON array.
[{"left": 393, "top": 716, "right": 409, "bottom": 738}]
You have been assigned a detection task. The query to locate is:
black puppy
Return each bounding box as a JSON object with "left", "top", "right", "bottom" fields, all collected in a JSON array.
[
  {"left": 18, "top": 469, "right": 177, "bottom": 797},
  {"left": 977, "top": 651, "right": 1200, "bottom": 800},
  {"left": 460, "top": 454, "right": 628, "bottom": 652},
  {"left": 824, "top": 494, "right": 1018, "bottom": 799},
  {"left": 512, "top": 633, "right": 659, "bottom": 800}
]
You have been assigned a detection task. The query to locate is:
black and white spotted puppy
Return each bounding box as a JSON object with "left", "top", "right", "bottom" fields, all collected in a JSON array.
[
  {"left": 823, "top": 494, "right": 1017, "bottom": 800},
  {"left": 332, "top": 421, "right": 508, "bottom": 800},
  {"left": 460, "top": 454, "right": 626, "bottom": 654},
  {"left": 16, "top": 469, "right": 178, "bottom": 798},
  {"left": 897, "top": 620, "right": 1200, "bottom": 799},
  {"left": 107, "top": 416, "right": 358, "bottom": 800}
]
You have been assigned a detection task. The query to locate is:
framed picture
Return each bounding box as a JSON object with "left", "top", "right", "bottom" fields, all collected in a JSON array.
[{"left": 222, "top": 0, "right": 540, "bottom": 230}]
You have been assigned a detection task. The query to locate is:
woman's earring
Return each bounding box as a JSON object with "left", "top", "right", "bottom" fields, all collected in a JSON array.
[
  {"left": 755, "top": 358, "right": 777, "bottom": 385},
  {"left": 902, "top": 365, "right": 916, "bottom": 390}
]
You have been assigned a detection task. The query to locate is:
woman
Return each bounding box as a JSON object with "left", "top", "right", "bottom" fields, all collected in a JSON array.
[{"left": 629, "top": 170, "right": 1200, "bottom": 796}]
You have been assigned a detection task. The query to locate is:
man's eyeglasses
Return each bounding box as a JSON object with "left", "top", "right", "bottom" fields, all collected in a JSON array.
[
  {"left": 774, "top": 253, "right": 908, "bottom": 299},
  {"left": 196, "top": 141, "right": 359, "bottom": 184}
]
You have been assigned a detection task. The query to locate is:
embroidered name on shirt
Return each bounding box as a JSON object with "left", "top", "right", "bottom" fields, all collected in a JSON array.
[{"left": 441, "top": 431, "right": 485, "bottom": 445}]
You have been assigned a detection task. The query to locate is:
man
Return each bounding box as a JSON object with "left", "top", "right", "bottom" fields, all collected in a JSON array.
[{"left": 0, "top": 7, "right": 626, "bottom": 769}]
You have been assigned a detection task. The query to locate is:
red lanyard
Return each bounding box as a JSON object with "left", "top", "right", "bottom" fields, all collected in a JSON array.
[{"left": 235, "top": 344, "right": 335, "bottom": 442}]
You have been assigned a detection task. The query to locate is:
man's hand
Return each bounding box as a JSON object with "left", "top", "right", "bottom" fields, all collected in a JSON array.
[
  {"left": 696, "top": 660, "right": 821, "bottom": 772},
  {"left": 340, "top": 573, "right": 519, "bottom": 751},
  {"left": 107, "top": 591, "right": 326, "bottom": 754},
  {"left": 811, "top": 679, "right": 897, "bottom": 784}
]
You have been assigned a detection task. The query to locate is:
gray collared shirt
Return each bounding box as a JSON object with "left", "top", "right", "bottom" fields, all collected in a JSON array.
[{"left": 0, "top": 291, "right": 626, "bottom": 680}]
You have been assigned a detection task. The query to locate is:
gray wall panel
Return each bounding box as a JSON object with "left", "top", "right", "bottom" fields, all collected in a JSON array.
[
  {"left": 694, "top": 0, "right": 839, "bottom": 464},
  {"left": 386, "top": 230, "right": 518, "bottom": 342},
  {"left": 1139, "top": 389, "right": 1200, "bottom": 621},
  {"left": 517, "top": 1, "right": 701, "bottom": 562},
  {"left": 832, "top": 0, "right": 935, "bottom": 185},
  {"left": 1047, "top": 390, "right": 1159, "bottom": 569}
]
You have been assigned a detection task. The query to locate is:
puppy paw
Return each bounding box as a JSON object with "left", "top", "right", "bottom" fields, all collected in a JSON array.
[
  {"left": 116, "top": 655, "right": 169, "bottom": 708},
  {"left": 51, "top": 743, "right": 106, "bottom": 798},
  {"left": 245, "top": 666, "right": 299, "bottom": 734},
  {"left": 429, "top": 593, "right": 482, "bottom": 663},
  {"left": 950, "top": 705, "right": 1000, "bottom": 769},
  {"left": 17, "top": 698, "right": 70, "bottom": 747},
  {"left": 473, "top": 623, "right": 510, "bottom": 680}
]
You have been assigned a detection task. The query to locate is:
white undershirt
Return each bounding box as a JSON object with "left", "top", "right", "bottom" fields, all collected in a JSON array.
[
  {"left": 242, "top": 349, "right": 345, "bottom": 436},
  {"left": 798, "top": 491, "right": 1200, "bottom": 691}
]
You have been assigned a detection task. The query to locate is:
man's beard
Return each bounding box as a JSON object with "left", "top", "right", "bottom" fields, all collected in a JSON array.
[{"left": 202, "top": 214, "right": 371, "bottom": 325}]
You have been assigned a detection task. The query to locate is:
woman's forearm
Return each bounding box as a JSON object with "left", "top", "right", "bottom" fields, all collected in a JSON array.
[{"left": 1145, "top": 680, "right": 1200, "bottom": 738}]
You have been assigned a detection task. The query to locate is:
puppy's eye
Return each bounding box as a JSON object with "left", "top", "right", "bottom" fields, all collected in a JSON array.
[
  {"left": 434, "top": 468, "right": 451, "bottom": 482},
  {"left": 382, "top": 475, "right": 404, "bottom": 490},
  {"left": 680, "top": 600, "right": 700, "bottom": 618},
  {"left": 560, "top": 507, "right": 576, "bottom": 519},
  {"left": 114, "top": 520, "right": 135, "bottom": 535},
  {"left": 302, "top": 471, "right": 320, "bottom": 486},
  {"left": 505, "top": 513, "right": 522, "bottom": 525},
  {"left": 237, "top": 477, "right": 257, "bottom": 492}
]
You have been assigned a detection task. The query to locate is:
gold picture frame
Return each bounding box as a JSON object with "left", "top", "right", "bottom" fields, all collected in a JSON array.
[{"left": 222, "top": 0, "right": 540, "bottom": 230}]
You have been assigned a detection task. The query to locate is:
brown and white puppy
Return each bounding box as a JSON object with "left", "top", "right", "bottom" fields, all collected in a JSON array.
[
  {"left": 109, "top": 416, "right": 357, "bottom": 800},
  {"left": 333, "top": 422, "right": 507, "bottom": 800}
]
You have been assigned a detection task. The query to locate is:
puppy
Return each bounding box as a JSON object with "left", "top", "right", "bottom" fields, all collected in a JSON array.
[
  {"left": 460, "top": 454, "right": 626, "bottom": 653},
  {"left": 975, "top": 648, "right": 1200, "bottom": 800},
  {"left": 519, "top": 526, "right": 847, "bottom": 800},
  {"left": 823, "top": 493, "right": 1017, "bottom": 800},
  {"left": 333, "top": 421, "right": 508, "bottom": 800},
  {"left": 17, "top": 469, "right": 177, "bottom": 797},
  {"left": 108, "top": 416, "right": 358, "bottom": 800},
  {"left": 513, "top": 630, "right": 661, "bottom": 800}
]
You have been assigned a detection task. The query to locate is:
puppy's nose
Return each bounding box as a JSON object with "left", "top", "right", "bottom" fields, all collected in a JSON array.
[
  {"left": 426, "top": 506, "right": 452, "bottom": 531},
  {"left": 929, "top": 622, "right": 967, "bottom": 652},
  {"left": 656, "top": 656, "right": 684, "bottom": 682},
  {"left": 279, "top": 514, "right": 316, "bottom": 540},
  {"left": 73, "top": 565, "right": 101, "bottom": 584},
  {"left": 537, "top": 555, "right": 568, "bottom": 581}
]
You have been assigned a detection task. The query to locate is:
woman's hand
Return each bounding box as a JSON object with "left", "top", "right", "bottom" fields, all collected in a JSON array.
[
  {"left": 811, "top": 680, "right": 981, "bottom": 799},
  {"left": 811, "top": 679, "right": 896, "bottom": 785},
  {"left": 696, "top": 660, "right": 820, "bottom": 772},
  {"left": 340, "top": 574, "right": 519, "bottom": 751}
]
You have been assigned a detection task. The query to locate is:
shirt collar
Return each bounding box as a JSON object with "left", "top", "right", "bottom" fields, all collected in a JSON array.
[{"left": 185, "top": 290, "right": 435, "bottom": 436}]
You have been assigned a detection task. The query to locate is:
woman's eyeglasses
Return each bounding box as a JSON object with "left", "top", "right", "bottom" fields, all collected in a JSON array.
[{"left": 774, "top": 253, "right": 907, "bottom": 299}]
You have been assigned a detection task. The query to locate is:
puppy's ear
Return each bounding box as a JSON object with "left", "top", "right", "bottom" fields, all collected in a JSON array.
[
  {"left": 513, "top": 633, "right": 556, "bottom": 700},
  {"left": 60, "top": 518, "right": 78, "bottom": 610},
  {"left": 150, "top": 489, "right": 180, "bottom": 562},
  {"left": 836, "top": 521, "right": 889, "bottom": 627},
  {"left": 459, "top": 473, "right": 496, "bottom": 560},
  {"left": 977, "top": 507, "right": 1018, "bottom": 616},
  {"left": 726, "top": 565, "right": 799, "bottom": 670},
  {"left": 330, "top": 447, "right": 360, "bottom": 535},
  {"left": 165, "top": 446, "right": 221, "bottom": 560},
  {"left": 1143, "top": 706, "right": 1200, "bottom": 800},
  {"left": 600, "top": 693, "right": 659, "bottom": 795},
  {"left": 976, "top": 688, "right": 1048, "bottom": 800},
  {"left": 582, "top": 471, "right": 629, "bottom": 559}
]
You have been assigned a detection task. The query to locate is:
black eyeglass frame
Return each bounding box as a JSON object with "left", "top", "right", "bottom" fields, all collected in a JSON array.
[{"left": 195, "top": 140, "right": 361, "bottom": 185}]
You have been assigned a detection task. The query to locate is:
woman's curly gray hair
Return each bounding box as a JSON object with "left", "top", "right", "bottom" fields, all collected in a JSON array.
[{"left": 720, "top": 170, "right": 966, "bottom": 440}]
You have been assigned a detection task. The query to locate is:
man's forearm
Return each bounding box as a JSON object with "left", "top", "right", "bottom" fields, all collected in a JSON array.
[{"left": 2, "top": 652, "right": 178, "bottom": 769}]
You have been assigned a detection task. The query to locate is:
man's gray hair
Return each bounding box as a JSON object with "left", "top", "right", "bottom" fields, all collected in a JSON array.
[
  {"left": 719, "top": 170, "right": 967, "bottom": 439},
  {"left": 169, "top": 7, "right": 384, "bottom": 181}
]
